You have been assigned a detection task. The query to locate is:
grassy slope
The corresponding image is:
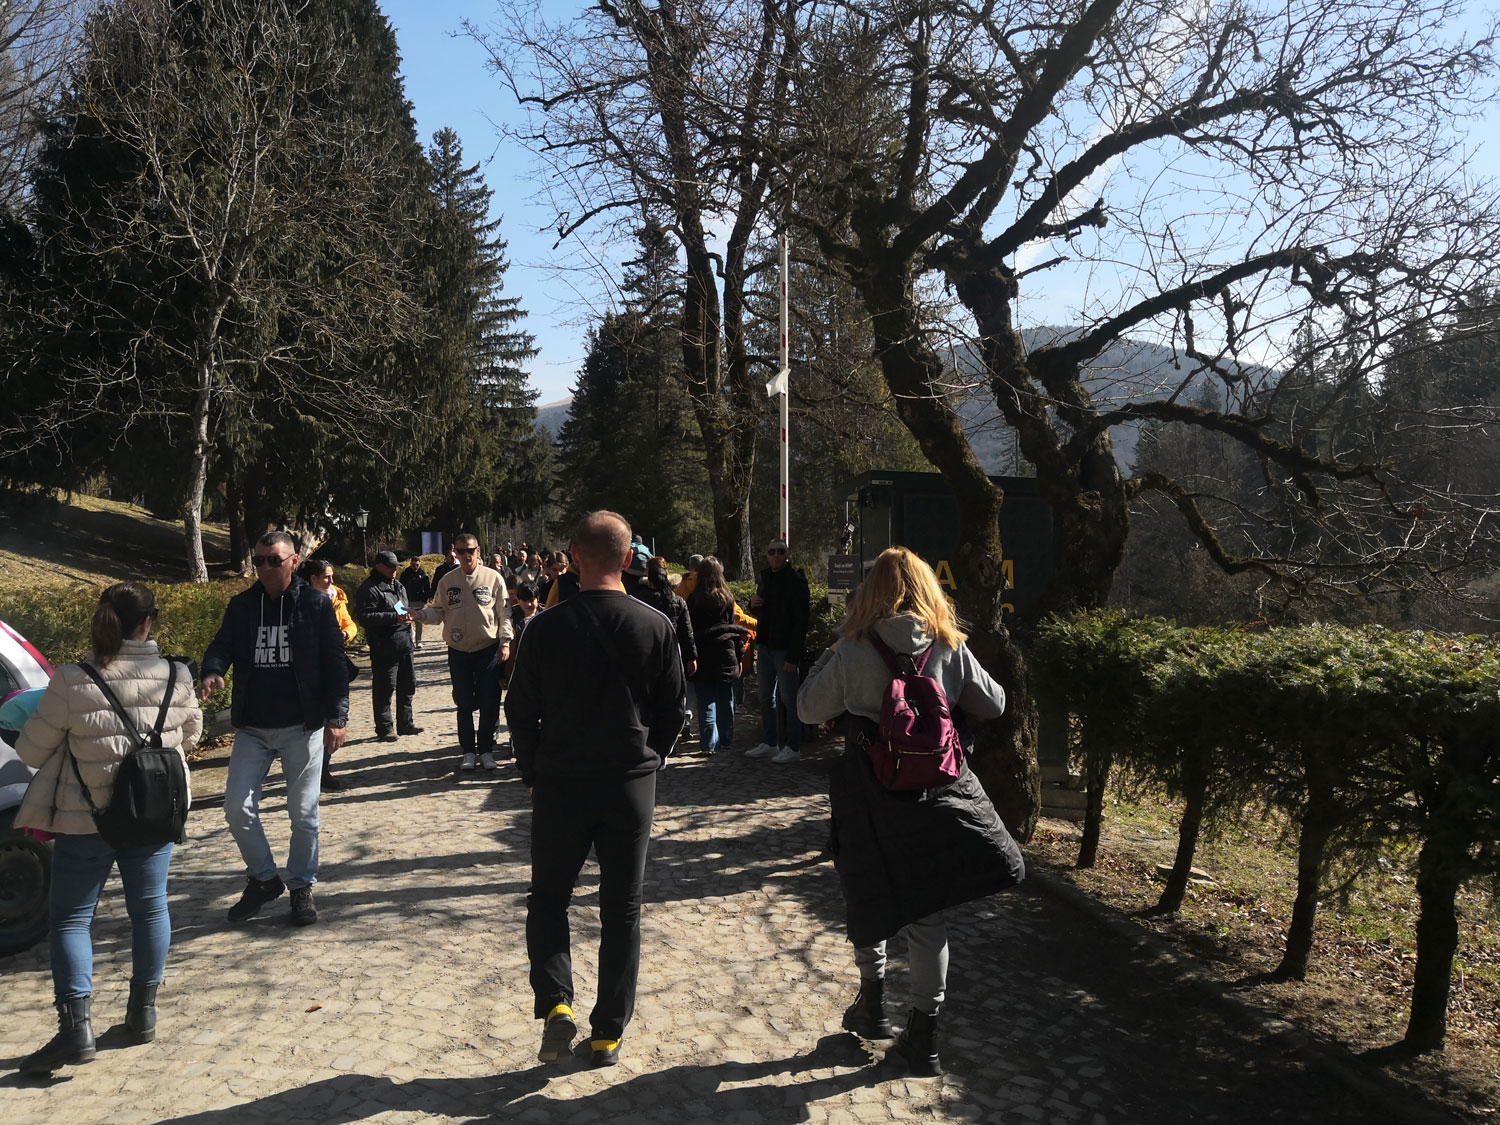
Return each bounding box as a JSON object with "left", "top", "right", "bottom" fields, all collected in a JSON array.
[{"left": 0, "top": 492, "right": 234, "bottom": 594}]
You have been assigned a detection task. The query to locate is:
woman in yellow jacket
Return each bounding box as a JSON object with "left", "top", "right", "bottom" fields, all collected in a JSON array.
[
  {"left": 300, "top": 560, "right": 357, "bottom": 788},
  {"left": 302, "top": 559, "right": 358, "bottom": 643}
]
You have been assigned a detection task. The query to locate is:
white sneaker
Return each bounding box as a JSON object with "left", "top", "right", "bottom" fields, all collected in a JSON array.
[
  {"left": 745, "top": 743, "right": 777, "bottom": 758},
  {"left": 460, "top": 752, "right": 477, "bottom": 771},
  {"left": 771, "top": 747, "right": 802, "bottom": 764},
  {"left": 479, "top": 751, "right": 498, "bottom": 770}
]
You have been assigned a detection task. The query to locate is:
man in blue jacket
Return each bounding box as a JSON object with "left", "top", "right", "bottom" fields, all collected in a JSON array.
[
  {"left": 505, "top": 510, "right": 685, "bottom": 1069},
  {"left": 200, "top": 531, "right": 349, "bottom": 927}
]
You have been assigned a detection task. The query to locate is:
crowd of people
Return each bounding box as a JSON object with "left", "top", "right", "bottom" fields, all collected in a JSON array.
[{"left": 11, "top": 514, "right": 1024, "bottom": 1082}]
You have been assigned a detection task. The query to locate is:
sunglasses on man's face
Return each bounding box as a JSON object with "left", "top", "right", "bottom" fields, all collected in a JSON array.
[
  {"left": 455, "top": 547, "right": 478, "bottom": 555},
  {"left": 766, "top": 547, "right": 787, "bottom": 556},
  {"left": 253, "top": 555, "right": 290, "bottom": 568}
]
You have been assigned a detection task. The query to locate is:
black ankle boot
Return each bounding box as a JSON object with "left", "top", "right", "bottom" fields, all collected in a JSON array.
[
  {"left": 842, "top": 979, "right": 894, "bottom": 1039},
  {"left": 321, "top": 748, "right": 344, "bottom": 791},
  {"left": 892, "top": 1007, "right": 941, "bottom": 1077},
  {"left": 20, "top": 996, "right": 96, "bottom": 1076},
  {"left": 126, "top": 983, "right": 158, "bottom": 1043}
]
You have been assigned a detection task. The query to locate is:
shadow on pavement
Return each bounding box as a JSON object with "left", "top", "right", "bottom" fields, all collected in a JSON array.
[{"left": 149, "top": 1035, "right": 885, "bottom": 1124}]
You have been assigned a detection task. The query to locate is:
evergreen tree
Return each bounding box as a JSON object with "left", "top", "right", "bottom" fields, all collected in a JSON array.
[
  {"left": 417, "top": 126, "right": 546, "bottom": 534},
  {"left": 554, "top": 305, "right": 711, "bottom": 561},
  {"left": 217, "top": 0, "right": 441, "bottom": 563},
  {"left": 1, "top": 0, "right": 429, "bottom": 578},
  {"left": 552, "top": 220, "right": 712, "bottom": 560}
]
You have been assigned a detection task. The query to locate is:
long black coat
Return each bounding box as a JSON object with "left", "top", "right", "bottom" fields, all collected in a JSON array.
[
  {"left": 829, "top": 720, "right": 1025, "bottom": 948},
  {"left": 686, "top": 595, "right": 748, "bottom": 683}
]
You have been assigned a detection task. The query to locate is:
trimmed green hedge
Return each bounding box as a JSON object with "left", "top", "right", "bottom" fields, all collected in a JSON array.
[{"left": 1032, "top": 612, "right": 1500, "bottom": 1053}]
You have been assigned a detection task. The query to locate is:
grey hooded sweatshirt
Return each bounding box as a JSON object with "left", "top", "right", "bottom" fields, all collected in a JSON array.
[{"left": 796, "top": 613, "right": 1005, "bottom": 728}]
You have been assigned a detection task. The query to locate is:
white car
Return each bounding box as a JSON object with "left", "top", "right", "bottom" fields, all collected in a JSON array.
[{"left": 0, "top": 620, "right": 55, "bottom": 957}]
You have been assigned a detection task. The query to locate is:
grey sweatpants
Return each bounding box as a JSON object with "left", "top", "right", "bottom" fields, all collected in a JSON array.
[{"left": 853, "top": 910, "right": 949, "bottom": 1015}]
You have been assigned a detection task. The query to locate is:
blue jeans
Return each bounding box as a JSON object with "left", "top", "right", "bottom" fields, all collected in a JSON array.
[
  {"left": 757, "top": 645, "right": 801, "bottom": 751},
  {"left": 446, "top": 643, "right": 500, "bottom": 755},
  {"left": 224, "top": 725, "right": 323, "bottom": 889},
  {"left": 696, "top": 682, "right": 734, "bottom": 754},
  {"left": 49, "top": 833, "right": 173, "bottom": 1002}
]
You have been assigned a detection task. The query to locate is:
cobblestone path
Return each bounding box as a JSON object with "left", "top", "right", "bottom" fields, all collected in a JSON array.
[{"left": 1, "top": 648, "right": 1395, "bottom": 1123}]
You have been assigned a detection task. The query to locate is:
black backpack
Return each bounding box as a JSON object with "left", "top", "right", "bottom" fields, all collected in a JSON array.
[{"left": 68, "top": 660, "right": 190, "bottom": 850}]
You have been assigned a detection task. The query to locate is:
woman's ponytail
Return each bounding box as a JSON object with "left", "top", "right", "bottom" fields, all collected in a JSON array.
[{"left": 91, "top": 581, "right": 156, "bottom": 667}]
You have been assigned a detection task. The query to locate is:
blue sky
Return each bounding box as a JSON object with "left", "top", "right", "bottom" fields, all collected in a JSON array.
[{"left": 384, "top": 2, "right": 1500, "bottom": 410}]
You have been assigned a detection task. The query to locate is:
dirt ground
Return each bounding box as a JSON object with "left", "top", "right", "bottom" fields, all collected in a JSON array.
[{"left": 1029, "top": 809, "right": 1500, "bottom": 1123}]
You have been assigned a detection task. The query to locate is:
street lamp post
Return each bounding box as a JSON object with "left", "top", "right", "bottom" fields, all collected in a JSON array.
[{"left": 354, "top": 507, "right": 369, "bottom": 565}]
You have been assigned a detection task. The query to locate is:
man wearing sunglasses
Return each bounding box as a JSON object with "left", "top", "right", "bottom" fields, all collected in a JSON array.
[
  {"left": 746, "top": 539, "right": 810, "bottom": 764},
  {"left": 200, "top": 531, "right": 349, "bottom": 927},
  {"left": 418, "top": 533, "right": 512, "bottom": 772}
]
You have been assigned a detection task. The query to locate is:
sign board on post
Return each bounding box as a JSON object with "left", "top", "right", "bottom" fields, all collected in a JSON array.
[
  {"left": 835, "top": 470, "right": 1064, "bottom": 770},
  {"left": 836, "top": 470, "right": 1054, "bottom": 619},
  {"left": 827, "top": 555, "right": 861, "bottom": 593}
]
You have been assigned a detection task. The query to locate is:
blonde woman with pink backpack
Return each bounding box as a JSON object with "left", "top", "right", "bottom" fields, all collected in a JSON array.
[{"left": 797, "top": 547, "right": 1024, "bottom": 1079}]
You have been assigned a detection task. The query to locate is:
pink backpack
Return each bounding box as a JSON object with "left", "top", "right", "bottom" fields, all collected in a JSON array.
[{"left": 867, "top": 636, "right": 964, "bottom": 791}]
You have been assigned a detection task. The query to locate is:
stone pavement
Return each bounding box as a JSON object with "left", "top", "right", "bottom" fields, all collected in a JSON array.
[{"left": 1, "top": 647, "right": 1402, "bottom": 1123}]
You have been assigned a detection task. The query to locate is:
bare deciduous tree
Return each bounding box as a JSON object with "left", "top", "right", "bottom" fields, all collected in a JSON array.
[
  {"left": 788, "top": 0, "right": 1500, "bottom": 841},
  {"left": 0, "top": 0, "right": 86, "bottom": 212},
  {"left": 476, "top": 0, "right": 803, "bottom": 578}
]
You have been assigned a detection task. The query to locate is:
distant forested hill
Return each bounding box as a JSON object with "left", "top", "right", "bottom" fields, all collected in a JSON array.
[
  {"left": 530, "top": 330, "right": 1276, "bottom": 475},
  {"left": 953, "top": 328, "right": 1275, "bottom": 476}
]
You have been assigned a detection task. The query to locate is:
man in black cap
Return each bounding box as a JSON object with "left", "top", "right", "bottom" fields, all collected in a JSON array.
[{"left": 357, "top": 551, "right": 421, "bottom": 742}]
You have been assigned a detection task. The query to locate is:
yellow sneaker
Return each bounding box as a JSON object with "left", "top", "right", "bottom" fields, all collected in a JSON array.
[
  {"left": 538, "top": 1004, "right": 576, "bottom": 1062},
  {"left": 590, "top": 1038, "right": 620, "bottom": 1067}
]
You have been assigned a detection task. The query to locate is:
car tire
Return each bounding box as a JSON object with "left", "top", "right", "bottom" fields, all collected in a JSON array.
[{"left": 0, "top": 808, "right": 51, "bottom": 957}]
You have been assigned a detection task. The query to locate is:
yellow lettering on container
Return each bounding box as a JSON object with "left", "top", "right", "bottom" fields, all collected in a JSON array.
[{"left": 934, "top": 559, "right": 957, "bottom": 590}]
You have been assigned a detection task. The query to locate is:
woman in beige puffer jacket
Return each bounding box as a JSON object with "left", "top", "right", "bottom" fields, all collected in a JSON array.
[{"left": 15, "top": 582, "right": 201, "bottom": 1077}]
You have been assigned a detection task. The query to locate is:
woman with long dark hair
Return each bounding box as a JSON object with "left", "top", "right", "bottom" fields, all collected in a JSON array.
[
  {"left": 797, "top": 547, "right": 1024, "bottom": 1078},
  {"left": 684, "top": 557, "right": 747, "bottom": 754},
  {"left": 629, "top": 556, "right": 697, "bottom": 681},
  {"left": 15, "top": 582, "right": 201, "bottom": 1075}
]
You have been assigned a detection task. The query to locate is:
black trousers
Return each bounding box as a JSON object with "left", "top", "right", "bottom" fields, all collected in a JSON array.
[
  {"left": 371, "top": 645, "right": 415, "bottom": 735},
  {"left": 527, "top": 771, "right": 656, "bottom": 1040}
]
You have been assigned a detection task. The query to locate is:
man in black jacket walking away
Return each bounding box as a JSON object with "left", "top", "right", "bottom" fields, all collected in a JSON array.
[
  {"left": 357, "top": 551, "right": 421, "bottom": 743},
  {"left": 505, "top": 511, "right": 685, "bottom": 1069}
]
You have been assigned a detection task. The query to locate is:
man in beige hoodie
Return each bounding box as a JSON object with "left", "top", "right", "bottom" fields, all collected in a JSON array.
[{"left": 418, "top": 533, "right": 512, "bottom": 772}]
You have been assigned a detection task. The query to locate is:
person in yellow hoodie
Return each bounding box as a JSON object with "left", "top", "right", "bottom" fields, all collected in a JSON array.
[
  {"left": 299, "top": 559, "right": 359, "bottom": 791},
  {"left": 418, "top": 533, "right": 512, "bottom": 772}
]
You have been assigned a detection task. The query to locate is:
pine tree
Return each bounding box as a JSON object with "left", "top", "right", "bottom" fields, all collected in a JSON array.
[
  {"left": 3, "top": 0, "right": 430, "bottom": 578},
  {"left": 553, "top": 221, "right": 712, "bottom": 559},
  {"left": 417, "top": 126, "right": 545, "bottom": 533}
]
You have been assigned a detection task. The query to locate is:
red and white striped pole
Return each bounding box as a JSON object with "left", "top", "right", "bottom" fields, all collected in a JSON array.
[{"left": 778, "top": 231, "right": 790, "bottom": 547}]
